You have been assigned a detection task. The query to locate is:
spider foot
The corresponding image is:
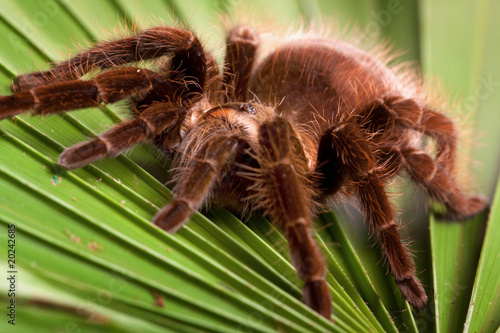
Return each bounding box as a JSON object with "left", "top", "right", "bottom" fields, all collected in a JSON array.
[
  {"left": 153, "top": 200, "right": 192, "bottom": 234},
  {"left": 438, "top": 194, "right": 489, "bottom": 221},
  {"left": 303, "top": 280, "right": 332, "bottom": 321},
  {"left": 58, "top": 139, "right": 108, "bottom": 170},
  {"left": 395, "top": 275, "right": 427, "bottom": 311},
  {"left": 12, "top": 72, "right": 56, "bottom": 92}
]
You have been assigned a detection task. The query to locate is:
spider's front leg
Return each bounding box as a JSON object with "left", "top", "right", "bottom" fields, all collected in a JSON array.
[
  {"left": 255, "top": 117, "right": 332, "bottom": 320},
  {"left": 11, "top": 26, "right": 206, "bottom": 93},
  {"left": 0, "top": 67, "right": 160, "bottom": 120},
  {"left": 316, "top": 122, "right": 427, "bottom": 311},
  {"left": 153, "top": 135, "right": 242, "bottom": 233},
  {"left": 58, "top": 102, "right": 183, "bottom": 169}
]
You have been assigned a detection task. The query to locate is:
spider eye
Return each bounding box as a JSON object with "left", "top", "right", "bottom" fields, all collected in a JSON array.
[{"left": 239, "top": 103, "right": 256, "bottom": 114}]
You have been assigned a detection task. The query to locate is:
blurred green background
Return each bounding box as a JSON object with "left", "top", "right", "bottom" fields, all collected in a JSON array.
[{"left": 0, "top": 1, "right": 498, "bottom": 332}]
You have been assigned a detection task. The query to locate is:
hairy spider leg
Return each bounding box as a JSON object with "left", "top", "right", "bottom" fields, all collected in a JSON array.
[
  {"left": 11, "top": 27, "right": 206, "bottom": 93},
  {"left": 399, "top": 146, "right": 488, "bottom": 219},
  {"left": 222, "top": 29, "right": 332, "bottom": 317},
  {"left": 0, "top": 67, "right": 159, "bottom": 120},
  {"left": 153, "top": 135, "right": 241, "bottom": 233},
  {"left": 150, "top": 24, "right": 264, "bottom": 233},
  {"left": 256, "top": 117, "right": 332, "bottom": 320},
  {"left": 223, "top": 25, "right": 260, "bottom": 102},
  {"left": 358, "top": 96, "right": 423, "bottom": 137},
  {"left": 316, "top": 122, "right": 427, "bottom": 311},
  {"left": 203, "top": 53, "right": 224, "bottom": 104},
  {"left": 2, "top": 25, "right": 214, "bottom": 171},
  {"left": 358, "top": 97, "right": 488, "bottom": 219},
  {"left": 58, "top": 102, "right": 183, "bottom": 169},
  {"left": 419, "top": 107, "right": 457, "bottom": 174},
  {"left": 0, "top": 66, "right": 192, "bottom": 165}
]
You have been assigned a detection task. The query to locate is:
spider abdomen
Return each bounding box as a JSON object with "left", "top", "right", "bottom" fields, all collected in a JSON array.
[{"left": 251, "top": 38, "right": 398, "bottom": 130}]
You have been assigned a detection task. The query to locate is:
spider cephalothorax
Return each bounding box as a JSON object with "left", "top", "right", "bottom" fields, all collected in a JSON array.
[{"left": 0, "top": 23, "right": 487, "bottom": 320}]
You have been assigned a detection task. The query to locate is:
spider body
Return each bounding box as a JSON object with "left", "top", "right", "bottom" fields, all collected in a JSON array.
[{"left": 0, "top": 23, "right": 487, "bottom": 321}]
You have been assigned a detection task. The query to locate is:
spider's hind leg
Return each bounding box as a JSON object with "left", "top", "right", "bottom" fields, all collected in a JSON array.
[
  {"left": 419, "top": 107, "right": 457, "bottom": 174},
  {"left": 358, "top": 95, "right": 423, "bottom": 136},
  {"left": 358, "top": 96, "right": 488, "bottom": 220},
  {"left": 315, "top": 121, "right": 427, "bottom": 311},
  {"left": 386, "top": 145, "right": 488, "bottom": 220}
]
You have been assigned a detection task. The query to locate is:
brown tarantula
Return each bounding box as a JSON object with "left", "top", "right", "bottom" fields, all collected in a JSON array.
[{"left": 0, "top": 23, "right": 487, "bottom": 320}]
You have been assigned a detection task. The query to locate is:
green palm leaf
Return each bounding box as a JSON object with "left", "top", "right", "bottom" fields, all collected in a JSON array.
[{"left": 0, "top": 1, "right": 498, "bottom": 332}]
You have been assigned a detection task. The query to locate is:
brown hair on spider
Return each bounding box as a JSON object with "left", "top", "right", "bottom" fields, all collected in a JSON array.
[{"left": 0, "top": 19, "right": 488, "bottom": 320}]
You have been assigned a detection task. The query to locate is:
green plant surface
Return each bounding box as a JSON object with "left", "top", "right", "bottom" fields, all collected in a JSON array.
[
  {"left": 430, "top": 213, "right": 487, "bottom": 332},
  {"left": 464, "top": 177, "right": 500, "bottom": 332},
  {"left": 421, "top": 1, "right": 500, "bottom": 332},
  {"left": 0, "top": 1, "right": 499, "bottom": 333}
]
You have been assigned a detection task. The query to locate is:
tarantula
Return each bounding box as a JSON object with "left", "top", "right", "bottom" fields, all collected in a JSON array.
[{"left": 0, "top": 23, "right": 487, "bottom": 320}]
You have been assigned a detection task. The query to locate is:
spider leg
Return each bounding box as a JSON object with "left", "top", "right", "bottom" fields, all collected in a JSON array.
[
  {"left": 223, "top": 25, "right": 260, "bottom": 102},
  {"left": 419, "top": 107, "right": 457, "bottom": 174},
  {"left": 12, "top": 27, "right": 206, "bottom": 93},
  {"left": 255, "top": 117, "right": 331, "bottom": 320},
  {"left": 58, "top": 102, "right": 182, "bottom": 170},
  {"left": 153, "top": 135, "right": 240, "bottom": 233},
  {"left": 317, "top": 94, "right": 419, "bottom": 194},
  {"left": 391, "top": 146, "right": 488, "bottom": 219},
  {"left": 1, "top": 67, "right": 160, "bottom": 120},
  {"left": 203, "top": 53, "right": 224, "bottom": 104},
  {"left": 358, "top": 95, "right": 423, "bottom": 137},
  {"left": 361, "top": 97, "right": 456, "bottom": 174},
  {"left": 316, "top": 122, "right": 427, "bottom": 311},
  {"left": 360, "top": 97, "right": 456, "bottom": 175},
  {"left": 358, "top": 96, "right": 487, "bottom": 218}
]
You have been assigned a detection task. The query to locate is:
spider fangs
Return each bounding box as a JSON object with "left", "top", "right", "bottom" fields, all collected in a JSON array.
[{"left": 0, "top": 24, "right": 488, "bottom": 320}]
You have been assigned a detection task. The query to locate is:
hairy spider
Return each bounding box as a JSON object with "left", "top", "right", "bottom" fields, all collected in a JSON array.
[{"left": 0, "top": 23, "right": 487, "bottom": 320}]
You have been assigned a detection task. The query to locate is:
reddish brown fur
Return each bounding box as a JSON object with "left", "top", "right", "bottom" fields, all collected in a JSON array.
[
  {"left": 0, "top": 22, "right": 488, "bottom": 321},
  {"left": 10, "top": 27, "right": 201, "bottom": 92}
]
